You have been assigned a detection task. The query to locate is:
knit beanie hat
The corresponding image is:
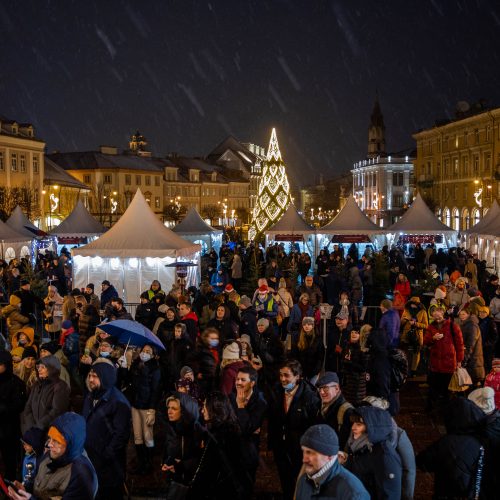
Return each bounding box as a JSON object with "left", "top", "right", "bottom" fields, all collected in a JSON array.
[
  {"left": 22, "top": 346, "right": 38, "bottom": 360},
  {"left": 300, "top": 424, "right": 339, "bottom": 456},
  {"left": 61, "top": 320, "right": 73, "bottom": 330},
  {"left": 239, "top": 295, "right": 252, "bottom": 308},
  {"left": 180, "top": 366, "right": 193, "bottom": 378},
  {"left": 468, "top": 387, "right": 495, "bottom": 414},
  {"left": 302, "top": 316, "right": 315, "bottom": 326},
  {"left": 222, "top": 342, "right": 241, "bottom": 361},
  {"left": 40, "top": 341, "right": 59, "bottom": 355},
  {"left": 257, "top": 318, "right": 270, "bottom": 328}
]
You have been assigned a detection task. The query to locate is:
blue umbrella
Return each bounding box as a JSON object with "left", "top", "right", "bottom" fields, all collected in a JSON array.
[{"left": 97, "top": 319, "right": 165, "bottom": 351}]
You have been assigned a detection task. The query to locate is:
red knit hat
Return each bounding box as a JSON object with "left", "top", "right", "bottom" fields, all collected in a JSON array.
[{"left": 258, "top": 285, "right": 268, "bottom": 293}]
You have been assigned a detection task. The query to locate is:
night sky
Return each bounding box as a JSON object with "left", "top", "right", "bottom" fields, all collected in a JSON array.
[{"left": 2, "top": 0, "right": 500, "bottom": 187}]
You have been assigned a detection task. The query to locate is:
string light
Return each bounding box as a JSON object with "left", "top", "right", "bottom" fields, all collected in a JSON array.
[{"left": 249, "top": 128, "right": 291, "bottom": 239}]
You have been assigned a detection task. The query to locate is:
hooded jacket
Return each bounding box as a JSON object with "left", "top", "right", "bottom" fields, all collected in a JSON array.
[
  {"left": 162, "top": 393, "right": 201, "bottom": 484},
  {"left": 100, "top": 283, "right": 119, "bottom": 309},
  {"left": 460, "top": 315, "right": 485, "bottom": 382},
  {"left": 82, "top": 362, "right": 131, "bottom": 489},
  {"left": 33, "top": 412, "right": 98, "bottom": 499},
  {"left": 417, "top": 399, "right": 485, "bottom": 499},
  {"left": 21, "top": 355, "right": 70, "bottom": 433},
  {"left": 345, "top": 406, "right": 402, "bottom": 500}
]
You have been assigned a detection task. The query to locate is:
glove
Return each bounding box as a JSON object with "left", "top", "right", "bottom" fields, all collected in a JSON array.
[
  {"left": 117, "top": 355, "right": 128, "bottom": 369},
  {"left": 145, "top": 410, "right": 156, "bottom": 427}
]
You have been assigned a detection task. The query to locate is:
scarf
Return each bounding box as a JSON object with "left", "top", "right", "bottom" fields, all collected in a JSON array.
[
  {"left": 346, "top": 433, "right": 372, "bottom": 454},
  {"left": 299, "top": 301, "right": 310, "bottom": 318},
  {"left": 308, "top": 455, "right": 337, "bottom": 487}
]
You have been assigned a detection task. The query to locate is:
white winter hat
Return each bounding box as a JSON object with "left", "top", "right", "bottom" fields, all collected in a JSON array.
[
  {"left": 468, "top": 387, "right": 495, "bottom": 414},
  {"left": 222, "top": 342, "right": 241, "bottom": 361}
]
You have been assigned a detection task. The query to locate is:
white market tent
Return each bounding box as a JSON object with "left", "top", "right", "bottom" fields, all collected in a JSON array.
[
  {"left": 6, "top": 206, "right": 41, "bottom": 239},
  {"left": 49, "top": 200, "right": 107, "bottom": 239},
  {"left": 463, "top": 200, "right": 500, "bottom": 270},
  {"left": 172, "top": 207, "right": 223, "bottom": 255},
  {"left": 387, "top": 193, "right": 457, "bottom": 247},
  {"left": 0, "top": 218, "right": 32, "bottom": 262},
  {"left": 72, "top": 190, "right": 201, "bottom": 302},
  {"left": 319, "top": 196, "right": 386, "bottom": 248},
  {"left": 265, "top": 204, "right": 317, "bottom": 256}
]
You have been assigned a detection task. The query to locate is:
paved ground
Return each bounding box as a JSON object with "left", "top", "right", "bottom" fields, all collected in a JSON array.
[{"left": 129, "top": 376, "right": 444, "bottom": 499}]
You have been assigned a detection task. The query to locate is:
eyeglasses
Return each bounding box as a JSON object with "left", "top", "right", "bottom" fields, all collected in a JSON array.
[
  {"left": 45, "top": 438, "right": 64, "bottom": 450},
  {"left": 318, "top": 385, "right": 338, "bottom": 392}
]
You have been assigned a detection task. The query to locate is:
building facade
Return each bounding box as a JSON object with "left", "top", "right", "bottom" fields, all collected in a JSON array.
[
  {"left": 0, "top": 116, "right": 45, "bottom": 221},
  {"left": 413, "top": 105, "right": 500, "bottom": 231},
  {"left": 352, "top": 100, "right": 415, "bottom": 227}
]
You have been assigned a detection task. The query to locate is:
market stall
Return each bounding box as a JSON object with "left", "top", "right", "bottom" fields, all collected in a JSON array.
[
  {"left": 264, "top": 204, "right": 316, "bottom": 256},
  {"left": 318, "top": 195, "right": 386, "bottom": 253},
  {"left": 0, "top": 219, "right": 33, "bottom": 262},
  {"left": 387, "top": 193, "right": 457, "bottom": 251},
  {"left": 72, "top": 190, "right": 200, "bottom": 302},
  {"left": 172, "top": 207, "right": 222, "bottom": 255}
]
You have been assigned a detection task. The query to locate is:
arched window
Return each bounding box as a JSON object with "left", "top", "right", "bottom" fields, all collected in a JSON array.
[
  {"left": 461, "top": 207, "right": 470, "bottom": 230},
  {"left": 452, "top": 207, "right": 460, "bottom": 231},
  {"left": 443, "top": 207, "right": 451, "bottom": 227},
  {"left": 471, "top": 207, "right": 481, "bottom": 227}
]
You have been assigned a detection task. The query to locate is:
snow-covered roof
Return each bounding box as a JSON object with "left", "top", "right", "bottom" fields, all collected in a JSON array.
[
  {"left": 388, "top": 193, "right": 455, "bottom": 234},
  {"left": 320, "top": 196, "right": 383, "bottom": 235},
  {"left": 172, "top": 207, "right": 222, "bottom": 235},
  {"left": 265, "top": 204, "right": 316, "bottom": 235},
  {"left": 50, "top": 201, "right": 107, "bottom": 238},
  {"left": 72, "top": 189, "right": 200, "bottom": 258}
]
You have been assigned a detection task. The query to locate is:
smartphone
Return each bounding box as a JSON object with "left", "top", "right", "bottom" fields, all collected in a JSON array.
[{"left": 4, "top": 479, "right": 19, "bottom": 493}]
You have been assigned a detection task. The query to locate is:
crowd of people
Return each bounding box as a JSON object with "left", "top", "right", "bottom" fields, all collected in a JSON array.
[{"left": 0, "top": 241, "right": 500, "bottom": 499}]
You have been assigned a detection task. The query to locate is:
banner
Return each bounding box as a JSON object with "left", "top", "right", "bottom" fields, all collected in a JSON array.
[
  {"left": 399, "top": 234, "right": 443, "bottom": 244},
  {"left": 330, "top": 235, "right": 371, "bottom": 243},
  {"left": 274, "top": 234, "right": 304, "bottom": 242}
]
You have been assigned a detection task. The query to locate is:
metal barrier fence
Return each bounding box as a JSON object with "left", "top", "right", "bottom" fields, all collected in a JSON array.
[{"left": 124, "top": 302, "right": 139, "bottom": 318}]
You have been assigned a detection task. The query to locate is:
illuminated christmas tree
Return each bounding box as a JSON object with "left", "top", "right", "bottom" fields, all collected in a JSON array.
[{"left": 249, "top": 128, "right": 291, "bottom": 240}]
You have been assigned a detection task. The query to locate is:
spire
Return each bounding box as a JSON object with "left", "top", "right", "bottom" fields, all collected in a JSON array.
[
  {"left": 267, "top": 127, "right": 282, "bottom": 162},
  {"left": 367, "top": 95, "right": 386, "bottom": 158}
]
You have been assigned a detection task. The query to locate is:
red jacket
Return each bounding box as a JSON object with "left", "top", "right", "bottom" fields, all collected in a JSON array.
[
  {"left": 394, "top": 281, "right": 411, "bottom": 300},
  {"left": 424, "top": 319, "right": 464, "bottom": 373}
]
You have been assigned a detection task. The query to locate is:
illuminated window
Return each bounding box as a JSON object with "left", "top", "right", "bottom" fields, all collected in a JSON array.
[
  {"left": 136, "top": 175, "right": 141, "bottom": 185},
  {"left": 103, "top": 174, "right": 112, "bottom": 184},
  {"left": 20, "top": 155, "right": 26, "bottom": 172},
  {"left": 33, "top": 155, "right": 39, "bottom": 173},
  {"left": 11, "top": 153, "right": 17, "bottom": 171}
]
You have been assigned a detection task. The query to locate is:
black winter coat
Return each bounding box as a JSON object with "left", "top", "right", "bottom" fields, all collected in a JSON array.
[
  {"left": 268, "top": 381, "right": 320, "bottom": 472},
  {"left": 316, "top": 394, "right": 354, "bottom": 450},
  {"left": 325, "top": 325, "right": 351, "bottom": 374},
  {"left": 0, "top": 352, "right": 27, "bottom": 441},
  {"left": 162, "top": 333, "right": 192, "bottom": 387},
  {"left": 207, "top": 317, "right": 237, "bottom": 342},
  {"left": 290, "top": 335, "right": 325, "bottom": 379},
  {"left": 135, "top": 302, "right": 156, "bottom": 330},
  {"left": 341, "top": 342, "right": 368, "bottom": 405},
  {"left": 345, "top": 406, "right": 402, "bottom": 500},
  {"left": 82, "top": 362, "right": 132, "bottom": 490},
  {"left": 254, "top": 329, "right": 284, "bottom": 386},
  {"left": 186, "top": 343, "right": 219, "bottom": 394},
  {"left": 461, "top": 316, "right": 485, "bottom": 382},
  {"left": 239, "top": 307, "right": 258, "bottom": 348},
  {"left": 417, "top": 399, "right": 485, "bottom": 499},
  {"left": 366, "top": 328, "right": 391, "bottom": 400},
  {"left": 128, "top": 358, "right": 162, "bottom": 409}
]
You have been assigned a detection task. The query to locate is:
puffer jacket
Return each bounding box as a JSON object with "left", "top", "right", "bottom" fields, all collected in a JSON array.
[
  {"left": 33, "top": 412, "right": 98, "bottom": 499},
  {"left": 2, "top": 294, "right": 29, "bottom": 339},
  {"left": 460, "top": 315, "right": 485, "bottom": 382},
  {"left": 21, "top": 355, "right": 71, "bottom": 433},
  {"left": 345, "top": 406, "right": 402, "bottom": 500},
  {"left": 424, "top": 319, "right": 464, "bottom": 374},
  {"left": 128, "top": 357, "right": 162, "bottom": 409},
  {"left": 82, "top": 362, "right": 131, "bottom": 490}
]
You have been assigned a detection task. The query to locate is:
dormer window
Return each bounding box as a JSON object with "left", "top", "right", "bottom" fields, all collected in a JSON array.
[{"left": 189, "top": 170, "right": 199, "bottom": 182}]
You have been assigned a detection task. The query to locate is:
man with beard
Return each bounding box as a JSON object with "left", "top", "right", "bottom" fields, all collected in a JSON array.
[
  {"left": 83, "top": 283, "right": 100, "bottom": 310},
  {"left": 82, "top": 362, "right": 131, "bottom": 500}
]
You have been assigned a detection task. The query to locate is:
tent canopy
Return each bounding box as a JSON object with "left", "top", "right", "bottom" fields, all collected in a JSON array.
[
  {"left": 50, "top": 200, "right": 107, "bottom": 238},
  {"left": 172, "top": 207, "right": 222, "bottom": 235},
  {"left": 388, "top": 193, "right": 455, "bottom": 235},
  {"left": 72, "top": 189, "right": 200, "bottom": 258},
  {"left": 0, "top": 218, "right": 32, "bottom": 242},
  {"left": 464, "top": 199, "right": 500, "bottom": 236},
  {"left": 6, "top": 206, "right": 39, "bottom": 238},
  {"left": 265, "top": 204, "right": 315, "bottom": 235},
  {"left": 320, "top": 196, "right": 383, "bottom": 235}
]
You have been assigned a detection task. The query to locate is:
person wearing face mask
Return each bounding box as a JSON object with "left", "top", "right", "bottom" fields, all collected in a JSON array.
[
  {"left": 186, "top": 327, "right": 221, "bottom": 394},
  {"left": 82, "top": 362, "right": 131, "bottom": 499},
  {"left": 126, "top": 344, "right": 161, "bottom": 475},
  {"left": 268, "top": 359, "right": 320, "bottom": 500}
]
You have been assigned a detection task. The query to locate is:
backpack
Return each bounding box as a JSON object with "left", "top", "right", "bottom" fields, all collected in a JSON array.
[
  {"left": 389, "top": 348, "right": 408, "bottom": 391},
  {"left": 337, "top": 400, "right": 354, "bottom": 428}
]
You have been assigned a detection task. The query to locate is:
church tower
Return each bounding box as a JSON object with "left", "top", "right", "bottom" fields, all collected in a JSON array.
[{"left": 367, "top": 97, "right": 386, "bottom": 158}]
